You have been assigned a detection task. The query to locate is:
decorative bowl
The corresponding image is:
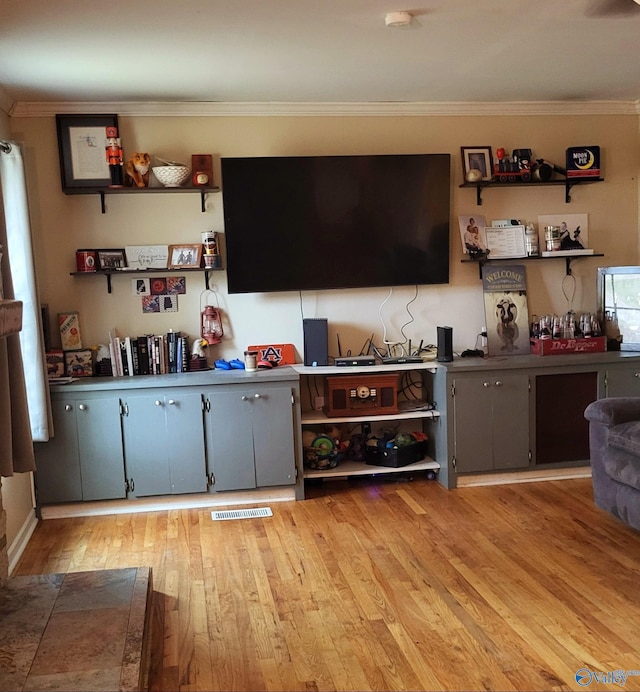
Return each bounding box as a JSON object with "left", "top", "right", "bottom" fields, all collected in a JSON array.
[{"left": 152, "top": 165, "right": 191, "bottom": 187}]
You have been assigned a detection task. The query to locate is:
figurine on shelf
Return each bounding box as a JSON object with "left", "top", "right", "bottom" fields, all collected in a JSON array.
[
  {"left": 105, "top": 126, "right": 124, "bottom": 188},
  {"left": 125, "top": 152, "right": 151, "bottom": 188}
]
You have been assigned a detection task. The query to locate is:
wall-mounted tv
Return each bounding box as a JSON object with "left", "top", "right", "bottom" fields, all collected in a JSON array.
[{"left": 221, "top": 153, "right": 451, "bottom": 294}]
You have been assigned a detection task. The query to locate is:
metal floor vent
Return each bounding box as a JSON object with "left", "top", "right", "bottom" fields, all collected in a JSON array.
[{"left": 212, "top": 507, "right": 273, "bottom": 521}]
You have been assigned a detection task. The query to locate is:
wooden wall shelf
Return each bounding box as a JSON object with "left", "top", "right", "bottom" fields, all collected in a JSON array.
[{"left": 70, "top": 266, "right": 223, "bottom": 293}]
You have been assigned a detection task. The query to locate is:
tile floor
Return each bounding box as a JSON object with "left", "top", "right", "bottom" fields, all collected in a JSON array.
[{"left": 0, "top": 567, "right": 152, "bottom": 692}]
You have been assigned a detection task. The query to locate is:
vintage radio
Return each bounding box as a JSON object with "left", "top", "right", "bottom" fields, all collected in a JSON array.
[{"left": 324, "top": 373, "right": 399, "bottom": 418}]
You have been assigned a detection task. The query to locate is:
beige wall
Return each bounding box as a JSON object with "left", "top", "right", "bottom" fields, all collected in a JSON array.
[
  {"left": 10, "top": 112, "right": 638, "bottom": 363},
  {"left": 0, "top": 108, "right": 638, "bottom": 562},
  {"left": 0, "top": 108, "right": 36, "bottom": 567}
]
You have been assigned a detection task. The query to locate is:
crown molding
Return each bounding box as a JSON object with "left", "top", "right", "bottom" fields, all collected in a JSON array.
[
  {"left": 8, "top": 99, "right": 640, "bottom": 118},
  {"left": 0, "top": 86, "right": 14, "bottom": 116}
]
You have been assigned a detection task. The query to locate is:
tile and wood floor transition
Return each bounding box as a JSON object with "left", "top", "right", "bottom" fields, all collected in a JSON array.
[
  {"left": 0, "top": 567, "right": 151, "bottom": 691},
  {"left": 7, "top": 475, "right": 640, "bottom": 692}
]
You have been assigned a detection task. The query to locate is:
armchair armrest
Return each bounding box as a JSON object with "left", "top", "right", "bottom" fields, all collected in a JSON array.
[{"left": 584, "top": 397, "right": 640, "bottom": 428}]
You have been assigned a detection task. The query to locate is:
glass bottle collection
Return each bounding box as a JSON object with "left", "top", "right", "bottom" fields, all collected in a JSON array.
[{"left": 530, "top": 312, "right": 602, "bottom": 340}]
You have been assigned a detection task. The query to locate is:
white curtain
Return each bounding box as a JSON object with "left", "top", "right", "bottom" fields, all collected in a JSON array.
[{"left": 0, "top": 140, "right": 50, "bottom": 444}]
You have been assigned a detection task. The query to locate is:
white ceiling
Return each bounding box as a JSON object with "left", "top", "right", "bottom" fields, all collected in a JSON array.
[{"left": 2, "top": 0, "right": 640, "bottom": 113}]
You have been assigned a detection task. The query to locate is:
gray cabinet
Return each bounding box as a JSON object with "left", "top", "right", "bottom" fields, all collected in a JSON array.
[
  {"left": 450, "top": 371, "right": 530, "bottom": 473},
  {"left": 35, "top": 393, "right": 125, "bottom": 504},
  {"left": 604, "top": 362, "right": 640, "bottom": 397},
  {"left": 122, "top": 390, "right": 207, "bottom": 496},
  {"left": 204, "top": 382, "right": 298, "bottom": 492}
]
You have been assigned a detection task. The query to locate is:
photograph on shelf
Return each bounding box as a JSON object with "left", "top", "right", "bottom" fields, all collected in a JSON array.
[
  {"left": 537, "top": 213, "right": 592, "bottom": 256},
  {"left": 96, "top": 248, "right": 127, "bottom": 270},
  {"left": 458, "top": 215, "right": 488, "bottom": 256},
  {"left": 482, "top": 263, "right": 531, "bottom": 356},
  {"left": 461, "top": 146, "right": 493, "bottom": 182},
  {"left": 168, "top": 244, "right": 202, "bottom": 269},
  {"left": 125, "top": 245, "right": 169, "bottom": 269}
]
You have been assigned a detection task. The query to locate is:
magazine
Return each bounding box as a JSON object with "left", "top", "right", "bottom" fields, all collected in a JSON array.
[{"left": 482, "top": 264, "right": 531, "bottom": 356}]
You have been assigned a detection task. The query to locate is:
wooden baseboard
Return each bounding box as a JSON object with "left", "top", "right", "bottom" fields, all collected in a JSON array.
[
  {"left": 40, "top": 487, "right": 297, "bottom": 520},
  {"left": 456, "top": 466, "right": 592, "bottom": 488}
]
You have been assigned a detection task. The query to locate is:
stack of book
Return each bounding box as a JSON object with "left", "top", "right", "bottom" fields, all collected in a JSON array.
[{"left": 108, "top": 329, "right": 191, "bottom": 376}]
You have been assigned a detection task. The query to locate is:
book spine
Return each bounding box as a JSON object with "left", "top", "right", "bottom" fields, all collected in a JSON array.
[{"left": 136, "top": 336, "right": 150, "bottom": 375}]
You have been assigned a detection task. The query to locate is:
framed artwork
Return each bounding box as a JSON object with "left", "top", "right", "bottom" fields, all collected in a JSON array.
[
  {"left": 132, "top": 278, "right": 150, "bottom": 296},
  {"left": 55, "top": 114, "right": 118, "bottom": 191},
  {"left": 461, "top": 146, "right": 493, "bottom": 182},
  {"left": 125, "top": 245, "right": 169, "bottom": 269},
  {"left": 168, "top": 244, "right": 202, "bottom": 269},
  {"left": 96, "top": 248, "right": 127, "bottom": 270}
]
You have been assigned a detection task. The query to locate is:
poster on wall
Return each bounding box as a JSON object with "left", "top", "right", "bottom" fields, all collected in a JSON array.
[{"left": 482, "top": 264, "right": 531, "bottom": 356}]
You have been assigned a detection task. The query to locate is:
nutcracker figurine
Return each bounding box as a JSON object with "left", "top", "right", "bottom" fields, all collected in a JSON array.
[{"left": 105, "top": 126, "right": 124, "bottom": 187}]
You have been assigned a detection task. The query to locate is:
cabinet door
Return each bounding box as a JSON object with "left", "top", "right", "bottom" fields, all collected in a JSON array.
[
  {"left": 452, "top": 373, "right": 529, "bottom": 473},
  {"left": 76, "top": 397, "right": 126, "bottom": 501},
  {"left": 206, "top": 389, "right": 257, "bottom": 491},
  {"left": 491, "top": 373, "right": 530, "bottom": 470},
  {"left": 123, "top": 392, "right": 206, "bottom": 497},
  {"left": 605, "top": 365, "right": 640, "bottom": 397},
  {"left": 252, "top": 385, "right": 296, "bottom": 487},
  {"left": 165, "top": 392, "right": 207, "bottom": 494},
  {"left": 123, "top": 394, "right": 172, "bottom": 497},
  {"left": 205, "top": 383, "right": 297, "bottom": 491},
  {"left": 451, "top": 377, "right": 495, "bottom": 473},
  {"left": 34, "top": 400, "right": 83, "bottom": 504}
]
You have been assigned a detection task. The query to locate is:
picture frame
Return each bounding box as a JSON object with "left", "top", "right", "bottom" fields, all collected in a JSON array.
[
  {"left": 461, "top": 146, "right": 493, "bottom": 182},
  {"left": 168, "top": 244, "right": 202, "bottom": 269},
  {"left": 55, "top": 114, "right": 118, "bottom": 192},
  {"left": 96, "top": 248, "right": 127, "bottom": 270},
  {"left": 125, "top": 245, "right": 169, "bottom": 270},
  {"left": 458, "top": 214, "right": 488, "bottom": 255}
]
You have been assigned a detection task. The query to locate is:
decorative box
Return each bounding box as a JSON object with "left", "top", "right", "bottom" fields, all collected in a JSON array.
[
  {"left": 45, "top": 350, "right": 65, "bottom": 378},
  {"left": 566, "top": 146, "right": 601, "bottom": 179},
  {"left": 530, "top": 336, "right": 606, "bottom": 356},
  {"left": 58, "top": 311, "right": 82, "bottom": 350},
  {"left": 64, "top": 349, "right": 94, "bottom": 377}
]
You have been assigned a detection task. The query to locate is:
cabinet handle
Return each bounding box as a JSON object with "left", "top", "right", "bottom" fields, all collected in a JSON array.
[
  {"left": 78, "top": 404, "right": 87, "bottom": 410},
  {"left": 241, "top": 395, "right": 248, "bottom": 401},
  {"left": 65, "top": 404, "right": 73, "bottom": 412},
  {"left": 494, "top": 380, "right": 503, "bottom": 387},
  {"left": 635, "top": 373, "right": 640, "bottom": 378},
  {"left": 155, "top": 400, "right": 162, "bottom": 406},
  {"left": 254, "top": 393, "right": 262, "bottom": 399},
  {"left": 483, "top": 381, "right": 491, "bottom": 388},
  {"left": 168, "top": 399, "right": 176, "bottom": 405}
]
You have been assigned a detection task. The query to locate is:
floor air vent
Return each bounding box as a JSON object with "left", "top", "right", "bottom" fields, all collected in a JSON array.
[{"left": 211, "top": 507, "right": 273, "bottom": 521}]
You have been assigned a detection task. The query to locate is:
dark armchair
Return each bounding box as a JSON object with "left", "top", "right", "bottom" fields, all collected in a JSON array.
[{"left": 584, "top": 397, "right": 640, "bottom": 531}]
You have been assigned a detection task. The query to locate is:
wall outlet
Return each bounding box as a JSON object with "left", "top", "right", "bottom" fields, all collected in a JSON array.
[{"left": 314, "top": 396, "right": 325, "bottom": 411}]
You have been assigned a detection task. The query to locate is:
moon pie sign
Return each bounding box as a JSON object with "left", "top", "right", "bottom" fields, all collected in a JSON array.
[{"left": 566, "top": 146, "right": 600, "bottom": 179}]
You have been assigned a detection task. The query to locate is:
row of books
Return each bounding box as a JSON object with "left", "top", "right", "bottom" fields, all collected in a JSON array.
[{"left": 108, "top": 330, "right": 191, "bottom": 376}]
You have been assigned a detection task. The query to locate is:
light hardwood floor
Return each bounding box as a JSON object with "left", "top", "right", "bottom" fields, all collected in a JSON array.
[{"left": 15, "top": 476, "right": 640, "bottom": 691}]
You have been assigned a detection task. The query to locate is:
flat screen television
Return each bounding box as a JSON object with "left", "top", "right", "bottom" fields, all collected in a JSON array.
[{"left": 221, "top": 153, "right": 451, "bottom": 294}]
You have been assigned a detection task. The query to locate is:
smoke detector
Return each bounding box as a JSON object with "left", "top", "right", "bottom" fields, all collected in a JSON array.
[{"left": 385, "top": 11, "right": 413, "bottom": 27}]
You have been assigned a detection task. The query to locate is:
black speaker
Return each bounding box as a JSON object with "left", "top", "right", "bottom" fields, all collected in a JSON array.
[
  {"left": 437, "top": 326, "right": 453, "bottom": 362},
  {"left": 303, "top": 318, "right": 329, "bottom": 366}
]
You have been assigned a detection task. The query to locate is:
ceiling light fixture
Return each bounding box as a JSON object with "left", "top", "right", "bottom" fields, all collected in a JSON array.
[{"left": 385, "top": 10, "right": 413, "bottom": 27}]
